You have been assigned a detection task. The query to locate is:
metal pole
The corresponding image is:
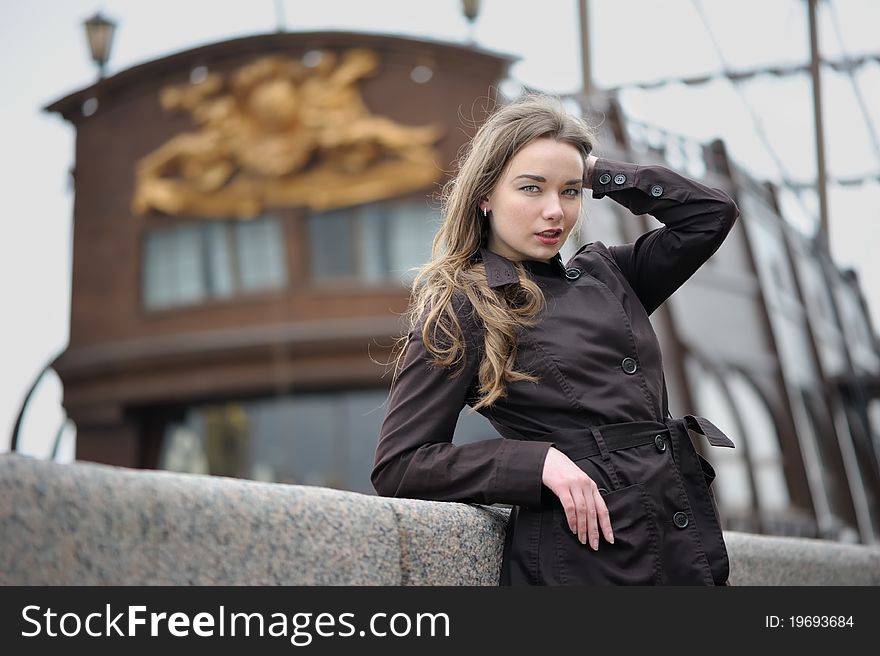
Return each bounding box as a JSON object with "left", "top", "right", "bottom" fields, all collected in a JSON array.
[
  {"left": 274, "top": 0, "right": 286, "bottom": 32},
  {"left": 578, "top": 0, "right": 592, "bottom": 98},
  {"left": 808, "top": 0, "right": 830, "bottom": 246},
  {"left": 10, "top": 363, "right": 52, "bottom": 452},
  {"left": 51, "top": 418, "right": 70, "bottom": 461}
]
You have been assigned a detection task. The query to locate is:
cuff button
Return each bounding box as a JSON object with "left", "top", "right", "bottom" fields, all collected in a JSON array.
[
  {"left": 613, "top": 174, "right": 627, "bottom": 185},
  {"left": 651, "top": 184, "right": 664, "bottom": 197},
  {"left": 598, "top": 173, "right": 612, "bottom": 185}
]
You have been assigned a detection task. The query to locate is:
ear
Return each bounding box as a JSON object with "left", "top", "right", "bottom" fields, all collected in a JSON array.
[{"left": 479, "top": 198, "right": 490, "bottom": 214}]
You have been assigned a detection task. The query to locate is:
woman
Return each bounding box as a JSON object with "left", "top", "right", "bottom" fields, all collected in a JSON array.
[{"left": 371, "top": 94, "right": 739, "bottom": 585}]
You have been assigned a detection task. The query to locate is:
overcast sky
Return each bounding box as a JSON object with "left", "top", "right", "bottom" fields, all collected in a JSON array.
[{"left": 2, "top": 0, "right": 878, "bottom": 459}]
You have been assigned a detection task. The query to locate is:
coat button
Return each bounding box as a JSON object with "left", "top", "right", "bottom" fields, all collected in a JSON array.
[
  {"left": 650, "top": 184, "right": 663, "bottom": 197},
  {"left": 621, "top": 357, "right": 638, "bottom": 375},
  {"left": 654, "top": 435, "right": 667, "bottom": 452},
  {"left": 673, "top": 512, "right": 689, "bottom": 529},
  {"left": 598, "top": 173, "right": 611, "bottom": 184},
  {"left": 613, "top": 174, "right": 627, "bottom": 185},
  {"left": 564, "top": 267, "right": 582, "bottom": 280}
]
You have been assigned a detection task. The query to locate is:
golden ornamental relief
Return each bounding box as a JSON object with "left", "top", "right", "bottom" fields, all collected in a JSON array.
[{"left": 132, "top": 49, "right": 443, "bottom": 218}]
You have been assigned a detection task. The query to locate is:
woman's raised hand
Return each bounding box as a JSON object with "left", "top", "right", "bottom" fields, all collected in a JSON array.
[
  {"left": 541, "top": 446, "right": 614, "bottom": 550},
  {"left": 584, "top": 154, "right": 599, "bottom": 188}
]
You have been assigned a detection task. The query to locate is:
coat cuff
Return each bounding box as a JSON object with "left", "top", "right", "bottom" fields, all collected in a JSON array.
[
  {"left": 494, "top": 439, "right": 554, "bottom": 508},
  {"left": 590, "top": 158, "right": 640, "bottom": 199}
]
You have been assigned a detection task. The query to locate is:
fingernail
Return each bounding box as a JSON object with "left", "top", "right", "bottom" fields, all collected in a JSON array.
[
  {"left": 591, "top": 539, "right": 598, "bottom": 550},
  {"left": 609, "top": 536, "right": 614, "bottom": 544}
]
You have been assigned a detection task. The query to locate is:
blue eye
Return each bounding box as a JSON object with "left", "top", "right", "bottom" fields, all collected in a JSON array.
[{"left": 520, "top": 185, "right": 540, "bottom": 193}]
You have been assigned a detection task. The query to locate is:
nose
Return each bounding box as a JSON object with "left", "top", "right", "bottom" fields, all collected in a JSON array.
[{"left": 543, "top": 196, "right": 564, "bottom": 221}]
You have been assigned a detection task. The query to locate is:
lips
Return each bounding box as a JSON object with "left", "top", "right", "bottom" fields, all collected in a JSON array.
[{"left": 535, "top": 229, "right": 562, "bottom": 246}]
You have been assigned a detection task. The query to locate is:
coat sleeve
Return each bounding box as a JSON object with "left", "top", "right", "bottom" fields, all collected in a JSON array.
[
  {"left": 590, "top": 158, "right": 739, "bottom": 315},
  {"left": 371, "top": 294, "right": 553, "bottom": 508}
]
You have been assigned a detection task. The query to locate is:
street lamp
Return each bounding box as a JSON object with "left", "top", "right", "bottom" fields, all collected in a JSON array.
[
  {"left": 461, "top": 0, "right": 481, "bottom": 23},
  {"left": 461, "top": 0, "right": 481, "bottom": 43},
  {"left": 83, "top": 11, "right": 116, "bottom": 79}
]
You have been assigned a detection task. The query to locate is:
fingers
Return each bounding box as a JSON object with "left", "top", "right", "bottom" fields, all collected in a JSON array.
[
  {"left": 585, "top": 487, "right": 599, "bottom": 550},
  {"left": 593, "top": 487, "right": 614, "bottom": 546},
  {"left": 545, "top": 451, "right": 615, "bottom": 550},
  {"left": 576, "top": 487, "right": 589, "bottom": 548},
  {"left": 565, "top": 485, "right": 603, "bottom": 550}
]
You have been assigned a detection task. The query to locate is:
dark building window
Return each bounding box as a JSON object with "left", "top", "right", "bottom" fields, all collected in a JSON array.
[
  {"left": 157, "top": 389, "right": 497, "bottom": 494},
  {"left": 306, "top": 198, "right": 439, "bottom": 284},
  {"left": 142, "top": 214, "right": 286, "bottom": 309}
]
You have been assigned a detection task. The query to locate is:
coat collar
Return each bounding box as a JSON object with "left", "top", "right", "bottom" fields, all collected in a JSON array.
[{"left": 479, "top": 248, "right": 567, "bottom": 288}]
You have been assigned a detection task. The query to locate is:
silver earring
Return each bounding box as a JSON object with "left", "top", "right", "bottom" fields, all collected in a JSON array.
[{"left": 482, "top": 208, "right": 488, "bottom": 217}]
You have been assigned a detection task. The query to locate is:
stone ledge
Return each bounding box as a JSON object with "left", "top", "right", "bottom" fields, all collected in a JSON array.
[
  {"left": 2, "top": 454, "right": 878, "bottom": 585},
  {"left": 0, "top": 454, "right": 400, "bottom": 585},
  {"left": 725, "top": 530, "right": 880, "bottom": 585}
]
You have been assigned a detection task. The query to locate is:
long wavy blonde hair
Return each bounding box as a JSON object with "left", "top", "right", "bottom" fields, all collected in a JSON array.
[{"left": 396, "top": 94, "right": 596, "bottom": 410}]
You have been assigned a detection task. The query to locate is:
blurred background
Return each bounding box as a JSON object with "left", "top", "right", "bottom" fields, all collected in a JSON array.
[{"left": 2, "top": 0, "right": 879, "bottom": 543}]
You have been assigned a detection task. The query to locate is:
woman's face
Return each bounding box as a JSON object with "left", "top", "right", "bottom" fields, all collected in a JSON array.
[{"left": 481, "top": 137, "right": 584, "bottom": 263}]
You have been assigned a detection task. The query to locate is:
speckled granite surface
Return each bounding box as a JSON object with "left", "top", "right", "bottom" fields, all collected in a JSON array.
[
  {"left": 2, "top": 454, "right": 879, "bottom": 585},
  {"left": 384, "top": 497, "right": 510, "bottom": 585},
  {"left": 0, "top": 454, "right": 401, "bottom": 585},
  {"left": 725, "top": 530, "right": 880, "bottom": 585}
]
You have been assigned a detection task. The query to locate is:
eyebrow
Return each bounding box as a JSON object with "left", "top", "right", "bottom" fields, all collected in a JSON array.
[{"left": 514, "top": 174, "right": 583, "bottom": 185}]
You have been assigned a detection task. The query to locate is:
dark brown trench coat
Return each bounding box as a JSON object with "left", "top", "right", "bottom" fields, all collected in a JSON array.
[{"left": 372, "top": 158, "right": 740, "bottom": 585}]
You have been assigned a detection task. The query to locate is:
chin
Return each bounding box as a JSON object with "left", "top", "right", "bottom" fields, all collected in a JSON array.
[
  {"left": 536, "top": 242, "right": 563, "bottom": 256},
  {"left": 526, "top": 247, "right": 559, "bottom": 261}
]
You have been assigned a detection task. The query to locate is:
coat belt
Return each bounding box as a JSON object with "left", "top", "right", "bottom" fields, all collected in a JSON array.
[{"left": 545, "top": 415, "right": 735, "bottom": 462}]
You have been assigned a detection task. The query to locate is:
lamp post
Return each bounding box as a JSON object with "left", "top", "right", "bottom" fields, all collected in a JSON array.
[
  {"left": 462, "top": 0, "right": 481, "bottom": 41},
  {"left": 461, "top": 0, "right": 481, "bottom": 22},
  {"left": 274, "top": 0, "right": 286, "bottom": 32},
  {"left": 578, "top": 0, "right": 592, "bottom": 99},
  {"left": 83, "top": 11, "right": 116, "bottom": 79}
]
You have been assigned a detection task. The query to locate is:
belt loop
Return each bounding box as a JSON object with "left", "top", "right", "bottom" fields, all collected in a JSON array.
[
  {"left": 590, "top": 426, "right": 622, "bottom": 490},
  {"left": 664, "top": 416, "right": 683, "bottom": 441}
]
